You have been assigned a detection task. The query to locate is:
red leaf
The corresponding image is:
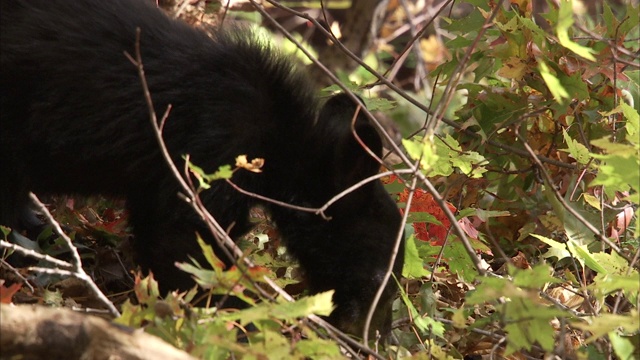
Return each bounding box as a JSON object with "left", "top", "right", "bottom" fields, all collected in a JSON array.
[
  {"left": 399, "top": 187, "right": 457, "bottom": 245},
  {"left": 0, "top": 281, "right": 22, "bottom": 304}
]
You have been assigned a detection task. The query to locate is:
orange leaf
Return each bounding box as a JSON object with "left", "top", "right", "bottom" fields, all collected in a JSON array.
[
  {"left": 399, "top": 187, "right": 457, "bottom": 245},
  {"left": 0, "top": 281, "right": 22, "bottom": 304}
]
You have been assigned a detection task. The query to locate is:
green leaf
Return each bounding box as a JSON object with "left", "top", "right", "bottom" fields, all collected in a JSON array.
[
  {"left": 602, "top": 2, "right": 619, "bottom": 39},
  {"left": 43, "top": 289, "right": 64, "bottom": 307},
  {"left": 0, "top": 225, "right": 10, "bottom": 237},
  {"left": 561, "top": 129, "right": 591, "bottom": 164},
  {"left": 439, "top": 133, "right": 462, "bottom": 151},
  {"left": 533, "top": 234, "right": 607, "bottom": 273},
  {"left": 186, "top": 160, "right": 211, "bottom": 189},
  {"left": 432, "top": 134, "right": 488, "bottom": 178},
  {"left": 186, "top": 160, "right": 233, "bottom": 190},
  {"left": 407, "top": 212, "right": 442, "bottom": 225},
  {"left": 444, "top": 241, "right": 478, "bottom": 282},
  {"left": 590, "top": 251, "right": 640, "bottom": 298},
  {"left": 617, "top": 2, "right": 640, "bottom": 36},
  {"left": 402, "top": 235, "right": 431, "bottom": 279},
  {"left": 452, "top": 150, "right": 488, "bottom": 178},
  {"left": 207, "top": 164, "right": 233, "bottom": 181},
  {"left": 609, "top": 332, "right": 637, "bottom": 360},
  {"left": 572, "top": 310, "right": 640, "bottom": 343},
  {"left": 592, "top": 273, "right": 640, "bottom": 296},
  {"left": 403, "top": 137, "right": 424, "bottom": 161},
  {"left": 176, "top": 252, "right": 270, "bottom": 305},
  {"left": 468, "top": 275, "right": 566, "bottom": 355},
  {"left": 591, "top": 251, "right": 634, "bottom": 276},
  {"left": 573, "top": 245, "right": 608, "bottom": 274},
  {"left": 520, "top": 17, "right": 549, "bottom": 48},
  {"left": 582, "top": 193, "right": 602, "bottom": 210},
  {"left": 251, "top": 330, "right": 291, "bottom": 359},
  {"left": 539, "top": 61, "right": 570, "bottom": 103},
  {"left": 621, "top": 101, "right": 639, "bottom": 137},
  {"left": 402, "top": 136, "right": 440, "bottom": 174},
  {"left": 466, "top": 277, "right": 511, "bottom": 304},
  {"left": 599, "top": 102, "right": 640, "bottom": 138},
  {"left": 589, "top": 138, "right": 639, "bottom": 196},
  {"left": 591, "top": 137, "right": 639, "bottom": 156},
  {"left": 511, "top": 264, "right": 562, "bottom": 288},
  {"left": 295, "top": 337, "right": 342, "bottom": 358},
  {"left": 196, "top": 235, "right": 226, "bottom": 271},
  {"left": 504, "top": 301, "right": 560, "bottom": 354},
  {"left": 219, "top": 291, "right": 335, "bottom": 326},
  {"left": 533, "top": 233, "right": 573, "bottom": 261},
  {"left": 414, "top": 315, "right": 447, "bottom": 339},
  {"left": 396, "top": 277, "right": 445, "bottom": 338},
  {"left": 558, "top": 71, "right": 590, "bottom": 102},
  {"left": 445, "top": 8, "right": 486, "bottom": 32},
  {"left": 474, "top": 209, "right": 511, "bottom": 222},
  {"left": 556, "top": 0, "right": 596, "bottom": 60},
  {"left": 365, "top": 97, "right": 397, "bottom": 112},
  {"left": 542, "top": 183, "right": 605, "bottom": 248}
]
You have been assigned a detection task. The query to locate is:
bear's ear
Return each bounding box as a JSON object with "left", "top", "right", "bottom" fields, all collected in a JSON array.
[{"left": 316, "top": 93, "right": 383, "bottom": 189}]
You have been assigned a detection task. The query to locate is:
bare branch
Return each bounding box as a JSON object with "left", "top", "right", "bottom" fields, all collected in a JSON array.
[
  {"left": 0, "top": 240, "right": 73, "bottom": 269},
  {"left": 28, "top": 193, "right": 120, "bottom": 317}
]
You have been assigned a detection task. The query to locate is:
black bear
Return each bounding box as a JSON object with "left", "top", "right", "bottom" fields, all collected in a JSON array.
[{"left": 0, "top": 0, "right": 404, "bottom": 337}]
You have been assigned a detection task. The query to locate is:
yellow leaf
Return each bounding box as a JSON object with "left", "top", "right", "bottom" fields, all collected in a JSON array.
[
  {"left": 235, "top": 155, "right": 264, "bottom": 173},
  {"left": 497, "top": 57, "right": 528, "bottom": 80}
]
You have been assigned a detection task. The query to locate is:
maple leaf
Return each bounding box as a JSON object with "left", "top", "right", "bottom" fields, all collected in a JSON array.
[{"left": 398, "top": 187, "right": 456, "bottom": 245}]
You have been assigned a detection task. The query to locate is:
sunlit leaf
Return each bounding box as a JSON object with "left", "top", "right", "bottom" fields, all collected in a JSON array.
[
  {"left": 402, "top": 235, "right": 431, "bottom": 279},
  {"left": 609, "top": 332, "right": 636, "bottom": 360},
  {"left": 403, "top": 136, "right": 440, "bottom": 175},
  {"left": 556, "top": 0, "right": 596, "bottom": 60},
  {"left": 235, "top": 155, "right": 263, "bottom": 173},
  {"left": 572, "top": 310, "right": 640, "bottom": 343},
  {"left": 621, "top": 101, "right": 639, "bottom": 137},
  {"left": 533, "top": 233, "right": 573, "bottom": 261},
  {"left": 539, "top": 61, "right": 569, "bottom": 103},
  {"left": 219, "top": 291, "right": 335, "bottom": 326},
  {"left": 511, "top": 264, "right": 561, "bottom": 288},
  {"left": 582, "top": 193, "right": 601, "bottom": 210}
]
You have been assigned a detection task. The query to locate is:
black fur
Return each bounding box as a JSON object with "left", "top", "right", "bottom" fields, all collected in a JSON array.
[{"left": 0, "top": 0, "right": 404, "bottom": 336}]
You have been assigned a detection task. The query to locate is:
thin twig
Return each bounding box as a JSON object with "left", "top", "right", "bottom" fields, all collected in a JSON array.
[
  {"left": 0, "top": 240, "right": 73, "bottom": 269},
  {"left": 0, "top": 258, "right": 35, "bottom": 293},
  {"left": 363, "top": 176, "right": 417, "bottom": 344},
  {"left": 318, "top": 169, "right": 416, "bottom": 213},
  {"left": 28, "top": 193, "right": 120, "bottom": 317}
]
